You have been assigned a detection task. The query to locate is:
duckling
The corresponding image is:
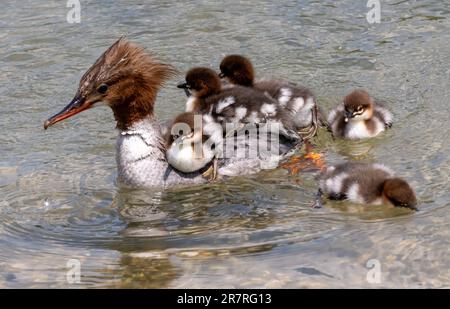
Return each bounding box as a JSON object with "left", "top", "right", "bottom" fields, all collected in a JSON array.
[
  {"left": 177, "top": 67, "right": 301, "bottom": 142},
  {"left": 218, "top": 55, "right": 320, "bottom": 140},
  {"left": 317, "top": 162, "right": 417, "bottom": 210},
  {"left": 165, "top": 112, "right": 222, "bottom": 174},
  {"left": 328, "top": 90, "right": 393, "bottom": 139},
  {"left": 177, "top": 67, "right": 222, "bottom": 113}
]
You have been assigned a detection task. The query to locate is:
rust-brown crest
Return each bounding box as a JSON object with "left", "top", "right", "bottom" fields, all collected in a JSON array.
[{"left": 45, "top": 37, "right": 178, "bottom": 131}]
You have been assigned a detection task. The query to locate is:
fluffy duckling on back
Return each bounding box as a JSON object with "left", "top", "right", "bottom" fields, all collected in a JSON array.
[
  {"left": 219, "top": 55, "right": 319, "bottom": 139},
  {"left": 177, "top": 67, "right": 301, "bottom": 141},
  {"left": 165, "top": 112, "right": 222, "bottom": 173},
  {"left": 327, "top": 90, "right": 393, "bottom": 139},
  {"left": 318, "top": 162, "right": 417, "bottom": 210}
]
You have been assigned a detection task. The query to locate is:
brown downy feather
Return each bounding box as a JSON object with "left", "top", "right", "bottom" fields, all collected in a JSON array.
[
  {"left": 382, "top": 178, "right": 417, "bottom": 208},
  {"left": 343, "top": 89, "right": 374, "bottom": 111},
  {"left": 185, "top": 67, "right": 222, "bottom": 99},
  {"left": 219, "top": 54, "right": 255, "bottom": 87}
]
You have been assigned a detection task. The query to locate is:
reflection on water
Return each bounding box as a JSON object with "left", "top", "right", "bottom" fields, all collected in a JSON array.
[{"left": 0, "top": 0, "right": 449, "bottom": 288}]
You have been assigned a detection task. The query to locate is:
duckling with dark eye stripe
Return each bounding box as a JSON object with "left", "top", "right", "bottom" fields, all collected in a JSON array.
[
  {"left": 316, "top": 162, "right": 417, "bottom": 210},
  {"left": 328, "top": 90, "right": 393, "bottom": 139},
  {"left": 165, "top": 112, "right": 222, "bottom": 174},
  {"left": 219, "top": 55, "right": 321, "bottom": 140},
  {"left": 177, "top": 67, "right": 301, "bottom": 142}
]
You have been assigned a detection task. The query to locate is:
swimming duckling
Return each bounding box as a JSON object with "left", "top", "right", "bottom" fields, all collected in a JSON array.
[
  {"left": 327, "top": 90, "right": 393, "bottom": 139},
  {"left": 165, "top": 112, "right": 222, "bottom": 174},
  {"left": 317, "top": 162, "right": 417, "bottom": 210},
  {"left": 177, "top": 67, "right": 301, "bottom": 141},
  {"left": 218, "top": 55, "right": 320, "bottom": 140}
]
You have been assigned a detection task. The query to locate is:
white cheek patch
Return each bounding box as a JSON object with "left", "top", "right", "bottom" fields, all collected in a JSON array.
[
  {"left": 216, "top": 96, "right": 235, "bottom": 113},
  {"left": 361, "top": 109, "right": 372, "bottom": 120},
  {"left": 185, "top": 96, "right": 197, "bottom": 112},
  {"left": 278, "top": 88, "right": 292, "bottom": 107},
  {"left": 325, "top": 172, "right": 348, "bottom": 194},
  {"left": 261, "top": 103, "right": 277, "bottom": 117},
  {"left": 350, "top": 113, "right": 366, "bottom": 121},
  {"left": 346, "top": 183, "right": 365, "bottom": 204}
]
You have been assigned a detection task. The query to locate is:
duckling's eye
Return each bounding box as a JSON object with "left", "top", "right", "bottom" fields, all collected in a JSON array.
[
  {"left": 357, "top": 106, "right": 363, "bottom": 112},
  {"left": 97, "top": 84, "right": 108, "bottom": 94}
]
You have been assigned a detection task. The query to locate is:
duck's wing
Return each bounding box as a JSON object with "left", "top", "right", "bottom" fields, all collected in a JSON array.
[
  {"left": 217, "top": 123, "right": 301, "bottom": 177},
  {"left": 374, "top": 101, "right": 393, "bottom": 128},
  {"left": 254, "top": 80, "right": 321, "bottom": 140},
  {"left": 209, "top": 87, "right": 302, "bottom": 143}
]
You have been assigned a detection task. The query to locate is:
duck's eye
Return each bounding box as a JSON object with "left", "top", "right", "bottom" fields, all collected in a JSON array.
[
  {"left": 357, "top": 106, "right": 363, "bottom": 112},
  {"left": 97, "top": 84, "right": 108, "bottom": 94}
]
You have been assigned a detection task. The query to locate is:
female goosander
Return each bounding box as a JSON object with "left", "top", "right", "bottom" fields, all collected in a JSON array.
[
  {"left": 176, "top": 67, "right": 301, "bottom": 141},
  {"left": 317, "top": 162, "right": 417, "bottom": 210},
  {"left": 218, "top": 55, "right": 320, "bottom": 140},
  {"left": 43, "top": 38, "right": 298, "bottom": 188},
  {"left": 327, "top": 90, "right": 393, "bottom": 139}
]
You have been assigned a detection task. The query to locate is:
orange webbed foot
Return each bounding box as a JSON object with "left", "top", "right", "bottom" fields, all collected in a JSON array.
[{"left": 280, "top": 151, "right": 325, "bottom": 176}]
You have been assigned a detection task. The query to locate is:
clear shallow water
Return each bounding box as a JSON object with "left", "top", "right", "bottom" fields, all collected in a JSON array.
[{"left": 0, "top": 0, "right": 449, "bottom": 288}]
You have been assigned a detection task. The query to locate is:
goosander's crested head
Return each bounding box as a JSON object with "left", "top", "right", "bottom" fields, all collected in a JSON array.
[
  {"left": 219, "top": 55, "right": 254, "bottom": 87},
  {"left": 382, "top": 178, "right": 417, "bottom": 210},
  {"left": 177, "top": 67, "right": 221, "bottom": 99},
  {"left": 343, "top": 90, "right": 374, "bottom": 122},
  {"left": 44, "top": 37, "right": 177, "bottom": 130}
]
